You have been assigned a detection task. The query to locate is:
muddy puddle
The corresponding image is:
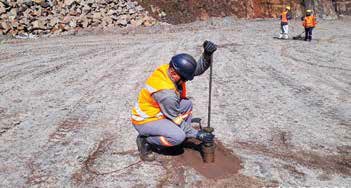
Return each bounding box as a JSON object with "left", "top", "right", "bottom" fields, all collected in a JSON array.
[{"left": 156, "top": 138, "right": 242, "bottom": 179}]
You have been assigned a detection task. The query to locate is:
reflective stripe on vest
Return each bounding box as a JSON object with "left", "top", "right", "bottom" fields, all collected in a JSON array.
[
  {"left": 131, "top": 64, "right": 187, "bottom": 125},
  {"left": 304, "top": 16, "right": 316, "bottom": 28},
  {"left": 281, "top": 11, "right": 288, "bottom": 23}
]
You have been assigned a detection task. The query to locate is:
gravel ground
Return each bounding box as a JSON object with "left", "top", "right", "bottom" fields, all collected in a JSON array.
[{"left": 0, "top": 17, "right": 350, "bottom": 187}]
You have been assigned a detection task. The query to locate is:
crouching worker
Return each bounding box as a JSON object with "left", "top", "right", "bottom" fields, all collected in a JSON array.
[
  {"left": 131, "top": 41, "right": 217, "bottom": 161},
  {"left": 303, "top": 9, "right": 317, "bottom": 41}
]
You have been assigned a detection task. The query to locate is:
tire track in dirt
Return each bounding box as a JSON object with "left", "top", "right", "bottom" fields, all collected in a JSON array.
[
  {"left": 0, "top": 42, "right": 141, "bottom": 97},
  {"left": 0, "top": 36, "right": 133, "bottom": 77},
  {"left": 44, "top": 43, "right": 153, "bottom": 143},
  {"left": 68, "top": 40, "right": 174, "bottom": 186},
  {"left": 6, "top": 40, "right": 149, "bottom": 186},
  {"left": 214, "top": 29, "right": 351, "bottom": 182},
  {"left": 0, "top": 42, "right": 129, "bottom": 82},
  {"left": 71, "top": 35, "right": 209, "bottom": 187},
  {"left": 2, "top": 19, "right": 351, "bottom": 187},
  {"left": 283, "top": 50, "right": 351, "bottom": 72},
  {"left": 22, "top": 40, "right": 166, "bottom": 186},
  {"left": 234, "top": 141, "right": 351, "bottom": 176}
]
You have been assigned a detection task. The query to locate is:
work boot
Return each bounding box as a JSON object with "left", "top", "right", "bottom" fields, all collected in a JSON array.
[{"left": 136, "top": 135, "right": 155, "bottom": 162}]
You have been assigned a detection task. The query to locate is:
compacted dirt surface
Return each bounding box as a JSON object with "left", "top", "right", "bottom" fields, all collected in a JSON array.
[{"left": 0, "top": 17, "right": 351, "bottom": 187}]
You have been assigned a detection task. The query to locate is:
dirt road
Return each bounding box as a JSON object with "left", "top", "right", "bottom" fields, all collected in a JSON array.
[{"left": 1, "top": 17, "right": 350, "bottom": 187}]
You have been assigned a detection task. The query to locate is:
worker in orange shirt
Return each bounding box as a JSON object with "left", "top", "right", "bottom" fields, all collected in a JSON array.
[
  {"left": 303, "top": 9, "right": 317, "bottom": 41},
  {"left": 279, "top": 6, "right": 292, "bottom": 39}
]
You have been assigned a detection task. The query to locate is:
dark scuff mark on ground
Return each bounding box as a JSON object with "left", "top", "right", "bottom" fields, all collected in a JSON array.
[{"left": 235, "top": 141, "right": 351, "bottom": 176}]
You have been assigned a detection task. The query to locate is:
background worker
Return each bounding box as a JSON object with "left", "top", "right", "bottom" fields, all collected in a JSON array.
[
  {"left": 303, "top": 9, "right": 317, "bottom": 41},
  {"left": 131, "top": 41, "right": 217, "bottom": 161},
  {"left": 279, "top": 6, "right": 292, "bottom": 39}
]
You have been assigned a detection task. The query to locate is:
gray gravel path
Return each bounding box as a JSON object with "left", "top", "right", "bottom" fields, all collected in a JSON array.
[{"left": 0, "top": 17, "right": 350, "bottom": 187}]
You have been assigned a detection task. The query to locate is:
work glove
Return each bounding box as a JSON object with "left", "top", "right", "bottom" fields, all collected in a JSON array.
[
  {"left": 196, "top": 130, "right": 215, "bottom": 143},
  {"left": 203, "top": 40, "right": 217, "bottom": 56},
  {"left": 180, "top": 121, "right": 198, "bottom": 137}
]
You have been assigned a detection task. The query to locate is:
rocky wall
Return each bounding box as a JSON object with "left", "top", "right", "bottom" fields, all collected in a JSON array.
[
  {"left": 334, "top": 0, "right": 351, "bottom": 15},
  {"left": 137, "top": 0, "right": 345, "bottom": 24},
  {"left": 0, "top": 0, "right": 156, "bottom": 36}
]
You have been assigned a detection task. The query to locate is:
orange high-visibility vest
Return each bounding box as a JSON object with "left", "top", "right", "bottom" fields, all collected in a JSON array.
[
  {"left": 131, "top": 64, "right": 187, "bottom": 125},
  {"left": 281, "top": 11, "right": 288, "bottom": 23},
  {"left": 303, "top": 15, "right": 317, "bottom": 28}
]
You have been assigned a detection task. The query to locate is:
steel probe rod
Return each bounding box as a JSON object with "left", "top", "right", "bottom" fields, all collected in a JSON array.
[{"left": 207, "top": 62, "right": 213, "bottom": 128}]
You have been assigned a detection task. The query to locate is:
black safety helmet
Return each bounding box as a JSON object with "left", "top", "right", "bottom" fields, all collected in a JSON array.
[{"left": 170, "top": 53, "right": 197, "bottom": 81}]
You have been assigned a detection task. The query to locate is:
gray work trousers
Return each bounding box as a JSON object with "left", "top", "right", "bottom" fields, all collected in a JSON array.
[{"left": 133, "top": 99, "right": 198, "bottom": 147}]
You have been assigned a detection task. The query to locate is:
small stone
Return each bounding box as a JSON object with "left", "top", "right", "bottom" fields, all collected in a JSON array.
[
  {"left": 82, "top": 5, "right": 91, "bottom": 13},
  {"left": 81, "top": 18, "right": 89, "bottom": 28},
  {"left": 136, "top": 5, "right": 144, "bottom": 12},
  {"left": 9, "top": 8, "right": 18, "bottom": 18},
  {"left": 62, "top": 16, "right": 72, "bottom": 24},
  {"left": 107, "top": 9, "right": 116, "bottom": 15},
  {"left": 102, "top": 16, "right": 113, "bottom": 25},
  {"left": 9, "top": 29, "right": 18, "bottom": 36},
  {"left": 117, "top": 19, "right": 128, "bottom": 26},
  {"left": 64, "top": 0, "right": 76, "bottom": 7},
  {"left": 92, "top": 12, "right": 102, "bottom": 20},
  {"left": 17, "top": 24, "right": 25, "bottom": 31},
  {"left": 159, "top": 11, "right": 167, "bottom": 18},
  {"left": 0, "top": 22, "right": 10, "bottom": 33},
  {"left": 130, "top": 19, "right": 142, "bottom": 27},
  {"left": 49, "top": 17, "right": 59, "bottom": 27},
  {"left": 31, "top": 19, "right": 46, "bottom": 30},
  {"left": 129, "top": 8, "right": 136, "bottom": 14},
  {"left": 32, "top": 0, "right": 44, "bottom": 4},
  {"left": 126, "top": 2, "right": 135, "bottom": 9},
  {"left": 69, "top": 20, "right": 77, "bottom": 27},
  {"left": 64, "top": 24, "right": 72, "bottom": 31},
  {"left": 10, "top": 19, "right": 19, "bottom": 28},
  {"left": 142, "top": 16, "right": 156, "bottom": 27},
  {"left": 116, "top": 15, "right": 130, "bottom": 26},
  {"left": 31, "top": 7, "right": 42, "bottom": 17},
  {"left": 0, "top": 4, "right": 6, "bottom": 14}
]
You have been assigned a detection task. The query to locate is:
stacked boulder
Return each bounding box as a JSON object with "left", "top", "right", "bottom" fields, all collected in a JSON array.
[{"left": 0, "top": 0, "right": 157, "bottom": 36}]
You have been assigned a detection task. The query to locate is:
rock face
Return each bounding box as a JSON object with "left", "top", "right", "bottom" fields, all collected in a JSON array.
[
  {"left": 334, "top": 0, "right": 351, "bottom": 15},
  {"left": 1, "top": 0, "right": 351, "bottom": 36},
  {"left": 137, "top": 0, "right": 351, "bottom": 24},
  {"left": 0, "top": 0, "right": 156, "bottom": 36}
]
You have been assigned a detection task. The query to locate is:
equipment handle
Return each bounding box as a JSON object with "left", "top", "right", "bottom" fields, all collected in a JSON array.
[{"left": 207, "top": 62, "right": 212, "bottom": 128}]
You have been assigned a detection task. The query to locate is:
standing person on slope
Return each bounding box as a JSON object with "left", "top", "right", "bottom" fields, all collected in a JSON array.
[
  {"left": 303, "top": 9, "right": 317, "bottom": 41},
  {"left": 279, "top": 6, "right": 292, "bottom": 39}
]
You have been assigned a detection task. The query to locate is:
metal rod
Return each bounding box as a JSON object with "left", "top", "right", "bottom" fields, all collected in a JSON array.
[{"left": 207, "top": 62, "right": 212, "bottom": 128}]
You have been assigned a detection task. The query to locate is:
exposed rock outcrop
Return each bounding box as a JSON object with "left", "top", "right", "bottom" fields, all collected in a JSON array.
[
  {"left": 137, "top": 0, "right": 351, "bottom": 24},
  {"left": 0, "top": 0, "right": 156, "bottom": 36}
]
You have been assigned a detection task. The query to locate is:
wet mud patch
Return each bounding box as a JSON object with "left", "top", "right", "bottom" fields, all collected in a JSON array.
[{"left": 157, "top": 138, "right": 242, "bottom": 179}]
